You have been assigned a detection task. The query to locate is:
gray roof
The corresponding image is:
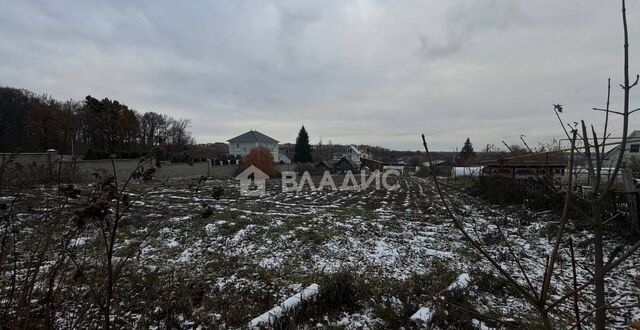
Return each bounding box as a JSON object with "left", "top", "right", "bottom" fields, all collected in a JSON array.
[
  {"left": 422, "top": 160, "right": 448, "bottom": 167},
  {"left": 316, "top": 160, "right": 337, "bottom": 168},
  {"left": 603, "top": 130, "right": 640, "bottom": 160},
  {"left": 348, "top": 145, "right": 361, "bottom": 155},
  {"left": 336, "top": 156, "right": 358, "bottom": 169},
  {"left": 278, "top": 153, "right": 291, "bottom": 161},
  {"left": 228, "top": 130, "right": 278, "bottom": 143}
]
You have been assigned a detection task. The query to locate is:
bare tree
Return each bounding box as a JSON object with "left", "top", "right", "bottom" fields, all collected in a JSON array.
[
  {"left": 421, "top": 1, "right": 639, "bottom": 328},
  {"left": 167, "top": 118, "right": 194, "bottom": 148},
  {"left": 572, "top": 1, "right": 639, "bottom": 327},
  {"left": 139, "top": 112, "right": 167, "bottom": 148}
]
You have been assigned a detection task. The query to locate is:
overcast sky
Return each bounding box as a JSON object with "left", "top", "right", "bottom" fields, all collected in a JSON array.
[{"left": 1, "top": 1, "right": 639, "bottom": 151}]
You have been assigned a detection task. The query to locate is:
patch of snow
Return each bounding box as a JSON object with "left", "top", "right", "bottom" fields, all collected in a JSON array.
[
  {"left": 446, "top": 273, "right": 470, "bottom": 291},
  {"left": 410, "top": 306, "right": 435, "bottom": 325},
  {"left": 176, "top": 249, "right": 193, "bottom": 263},
  {"left": 166, "top": 239, "right": 180, "bottom": 248}
]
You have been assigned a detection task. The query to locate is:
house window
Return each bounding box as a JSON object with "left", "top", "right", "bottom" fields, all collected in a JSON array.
[
  {"left": 236, "top": 143, "right": 240, "bottom": 148},
  {"left": 631, "top": 144, "right": 640, "bottom": 153}
]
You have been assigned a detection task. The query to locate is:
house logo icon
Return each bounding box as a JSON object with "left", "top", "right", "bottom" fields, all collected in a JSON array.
[{"left": 235, "top": 165, "right": 269, "bottom": 197}]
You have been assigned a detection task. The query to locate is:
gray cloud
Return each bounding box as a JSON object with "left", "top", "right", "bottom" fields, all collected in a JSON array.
[
  {"left": 0, "top": 0, "right": 639, "bottom": 151},
  {"left": 416, "top": 0, "right": 530, "bottom": 59}
]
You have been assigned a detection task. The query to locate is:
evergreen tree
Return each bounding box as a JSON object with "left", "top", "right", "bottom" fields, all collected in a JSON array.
[
  {"left": 457, "top": 137, "right": 476, "bottom": 163},
  {"left": 293, "top": 125, "right": 313, "bottom": 163}
]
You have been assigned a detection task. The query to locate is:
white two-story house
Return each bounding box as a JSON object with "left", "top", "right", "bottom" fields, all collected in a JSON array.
[
  {"left": 228, "top": 130, "right": 279, "bottom": 160},
  {"left": 602, "top": 130, "right": 640, "bottom": 165},
  {"left": 344, "top": 145, "right": 363, "bottom": 165}
]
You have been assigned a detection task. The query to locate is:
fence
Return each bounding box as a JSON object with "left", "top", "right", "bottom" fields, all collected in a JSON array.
[
  {"left": 474, "top": 175, "right": 639, "bottom": 230},
  {"left": 1, "top": 152, "right": 242, "bottom": 183},
  {"left": 1, "top": 152, "right": 322, "bottom": 184},
  {"left": 61, "top": 159, "right": 241, "bottom": 181}
]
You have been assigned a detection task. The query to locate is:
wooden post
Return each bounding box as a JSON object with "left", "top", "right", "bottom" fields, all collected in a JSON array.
[
  {"left": 622, "top": 169, "right": 639, "bottom": 228},
  {"left": 249, "top": 284, "right": 320, "bottom": 328}
]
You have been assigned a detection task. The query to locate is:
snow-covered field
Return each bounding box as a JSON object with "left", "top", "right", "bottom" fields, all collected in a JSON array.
[{"left": 3, "top": 174, "right": 640, "bottom": 328}]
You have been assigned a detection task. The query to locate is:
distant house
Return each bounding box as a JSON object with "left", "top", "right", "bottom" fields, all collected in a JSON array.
[
  {"left": 603, "top": 130, "right": 640, "bottom": 165},
  {"left": 361, "top": 148, "right": 373, "bottom": 160},
  {"left": 422, "top": 160, "right": 452, "bottom": 176},
  {"left": 278, "top": 153, "right": 292, "bottom": 164},
  {"left": 346, "top": 146, "right": 362, "bottom": 164},
  {"left": 228, "top": 130, "right": 279, "bottom": 160},
  {"left": 334, "top": 156, "right": 358, "bottom": 173},
  {"left": 361, "top": 158, "right": 383, "bottom": 171},
  {"left": 315, "top": 160, "right": 336, "bottom": 174}
]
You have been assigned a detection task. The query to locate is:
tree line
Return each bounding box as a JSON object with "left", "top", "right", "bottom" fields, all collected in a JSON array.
[{"left": 0, "top": 87, "right": 194, "bottom": 158}]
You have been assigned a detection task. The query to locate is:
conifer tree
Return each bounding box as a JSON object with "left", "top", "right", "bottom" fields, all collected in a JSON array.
[
  {"left": 457, "top": 137, "right": 476, "bottom": 163},
  {"left": 293, "top": 125, "right": 313, "bottom": 163}
]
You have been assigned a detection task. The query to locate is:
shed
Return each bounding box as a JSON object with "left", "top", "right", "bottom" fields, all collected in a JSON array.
[
  {"left": 278, "top": 153, "right": 292, "bottom": 164},
  {"left": 361, "top": 158, "right": 384, "bottom": 171},
  {"left": 482, "top": 163, "right": 566, "bottom": 180},
  {"left": 422, "top": 160, "right": 453, "bottom": 176},
  {"left": 334, "top": 156, "right": 358, "bottom": 173},
  {"left": 314, "top": 160, "right": 336, "bottom": 174}
]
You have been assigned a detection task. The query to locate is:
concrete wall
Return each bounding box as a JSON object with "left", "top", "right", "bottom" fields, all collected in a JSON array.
[
  {"left": 59, "top": 159, "right": 241, "bottom": 182},
  {"left": 274, "top": 163, "right": 297, "bottom": 172},
  {"left": 1, "top": 151, "right": 58, "bottom": 166},
  {"left": 1, "top": 152, "right": 61, "bottom": 183},
  {"left": 60, "top": 159, "right": 140, "bottom": 181},
  {"left": 2, "top": 151, "right": 305, "bottom": 183},
  {"left": 1, "top": 152, "right": 240, "bottom": 183}
]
